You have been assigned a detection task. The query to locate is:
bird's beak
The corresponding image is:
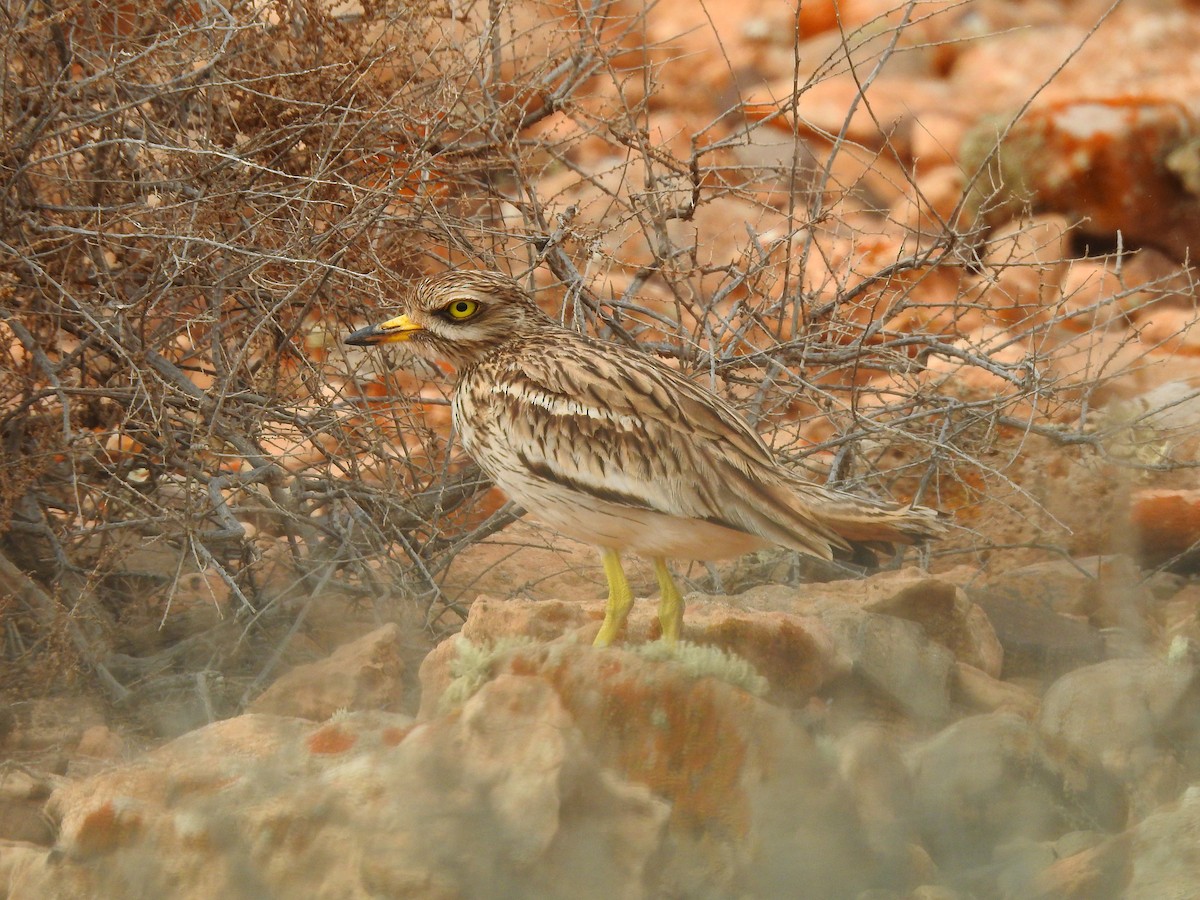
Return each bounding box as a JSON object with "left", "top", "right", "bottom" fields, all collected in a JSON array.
[{"left": 344, "top": 314, "right": 423, "bottom": 346}]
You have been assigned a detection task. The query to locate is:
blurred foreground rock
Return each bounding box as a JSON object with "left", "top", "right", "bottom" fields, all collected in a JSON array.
[
  {"left": 1040, "top": 657, "right": 1200, "bottom": 816},
  {"left": 8, "top": 561, "right": 1200, "bottom": 898},
  {"left": 8, "top": 688, "right": 667, "bottom": 899}
]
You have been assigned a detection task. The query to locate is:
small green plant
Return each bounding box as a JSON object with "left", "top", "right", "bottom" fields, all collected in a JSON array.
[
  {"left": 440, "top": 636, "right": 535, "bottom": 711},
  {"left": 633, "top": 641, "right": 769, "bottom": 696}
]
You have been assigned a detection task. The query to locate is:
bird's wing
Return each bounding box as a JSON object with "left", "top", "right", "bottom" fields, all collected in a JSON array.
[{"left": 464, "top": 334, "right": 847, "bottom": 559}]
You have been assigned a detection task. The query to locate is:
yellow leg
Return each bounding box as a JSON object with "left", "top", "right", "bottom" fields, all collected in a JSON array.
[
  {"left": 653, "top": 558, "right": 684, "bottom": 646},
  {"left": 594, "top": 549, "right": 635, "bottom": 647}
]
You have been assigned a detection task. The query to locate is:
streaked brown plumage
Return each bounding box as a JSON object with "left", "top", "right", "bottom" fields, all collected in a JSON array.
[{"left": 345, "top": 270, "right": 944, "bottom": 645}]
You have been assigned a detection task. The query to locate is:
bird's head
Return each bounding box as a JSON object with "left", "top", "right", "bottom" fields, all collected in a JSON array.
[{"left": 344, "top": 271, "right": 552, "bottom": 370}]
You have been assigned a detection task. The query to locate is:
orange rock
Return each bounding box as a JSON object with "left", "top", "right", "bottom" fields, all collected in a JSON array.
[
  {"left": 910, "top": 109, "right": 972, "bottom": 170},
  {"left": 1130, "top": 489, "right": 1200, "bottom": 568},
  {"left": 797, "top": 0, "right": 928, "bottom": 38},
  {"left": 976, "top": 215, "right": 1073, "bottom": 328},
  {"left": 1028, "top": 833, "right": 1134, "bottom": 900},
  {"left": 417, "top": 635, "right": 869, "bottom": 892},
  {"left": 750, "top": 74, "right": 949, "bottom": 159},
  {"left": 72, "top": 801, "right": 141, "bottom": 858},
  {"left": 950, "top": 24, "right": 1090, "bottom": 106},
  {"left": 890, "top": 164, "right": 971, "bottom": 235},
  {"left": 307, "top": 724, "right": 357, "bottom": 755},
  {"left": 796, "top": 0, "right": 840, "bottom": 37},
  {"left": 1135, "top": 307, "right": 1200, "bottom": 356},
  {"left": 101, "top": 431, "right": 145, "bottom": 465},
  {"left": 1056, "top": 259, "right": 1131, "bottom": 333},
  {"left": 964, "top": 96, "right": 1200, "bottom": 261},
  {"left": 76, "top": 725, "right": 124, "bottom": 760}
]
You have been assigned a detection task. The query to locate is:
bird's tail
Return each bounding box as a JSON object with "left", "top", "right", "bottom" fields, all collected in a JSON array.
[{"left": 785, "top": 479, "right": 948, "bottom": 548}]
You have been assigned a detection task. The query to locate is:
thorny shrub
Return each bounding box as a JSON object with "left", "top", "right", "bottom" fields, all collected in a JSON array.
[{"left": 0, "top": 0, "right": 1195, "bottom": 708}]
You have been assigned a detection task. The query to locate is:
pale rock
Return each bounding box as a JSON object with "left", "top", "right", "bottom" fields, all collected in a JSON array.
[
  {"left": 908, "top": 712, "right": 1127, "bottom": 873},
  {"left": 818, "top": 605, "right": 955, "bottom": 724},
  {"left": 0, "top": 770, "right": 55, "bottom": 845},
  {"left": 860, "top": 575, "right": 1004, "bottom": 678},
  {"left": 1028, "top": 785, "right": 1200, "bottom": 898},
  {"left": 420, "top": 634, "right": 880, "bottom": 896},
  {"left": 1039, "top": 657, "right": 1200, "bottom": 814},
  {"left": 36, "top": 680, "right": 669, "bottom": 899},
  {"left": 75, "top": 725, "right": 123, "bottom": 760},
  {"left": 0, "top": 842, "right": 57, "bottom": 896},
  {"left": 980, "top": 555, "right": 1150, "bottom": 649},
  {"left": 448, "top": 593, "right": 844, "bottom": 710},
  {"left": 249, "top": 623, "right": 407, "bottom": 720},
  {"left": 968, "top": 587, "right": 1106, "bottom": 681},
  {"left": 1026, "top": 830, "right": 1133, "bottom": 900},
  {"left": 1124, "top": 785, "right": 1200, "bottom": 899},
  {"left": 952, "top": 662, "right": 1040, "bottom": 718},
  {"left": 735, "top": 567, "right": 1003, "bottom": 678},
  {"left": 835, "top": 724, "right": 922, "bottom": 887}
]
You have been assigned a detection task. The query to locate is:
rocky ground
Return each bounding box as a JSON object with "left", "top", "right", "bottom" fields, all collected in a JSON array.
[
  {"left": 5, "top": 0, "right": 1200, "bottom": 897},
  {"left": 4, "top": 558, "right": 1200, "bottom": 898}
]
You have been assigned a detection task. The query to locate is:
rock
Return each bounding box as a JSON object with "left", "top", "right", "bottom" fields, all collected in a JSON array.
[
  {"left": 948, "top": 25, "right": 1092, "bottom": 112},
  {"left": 65, "top": 725, "right": 127, "bottom": 779},
  {"left": 0, "top": 801, "right": 54, "bottom": 846},
  {"left": 460, "top": 595, "right": 592, "bottom": 644},
  {"left": 1093, "top": 379, "right": 1200, "bottom": 472},
  {"left": 969, "top": 588, "right": 1106, "bottom": 680},
  {"left": 907, "top": 712, "right": 1127, "bottom": 873},
  {"left": 818, "top": 605, "right": 956, "bottom": 725},
  {"left": 1039, "top": 657, "right": 1200, "bottom": 814},
  {"left": 75, "top": 726, "right": 123, "bottom": 760},
  {"left": 0, "top": 770, "right": 55, "bottom": 845},
  {"left": 34, "top": 681, "right": 668, "bottom": 899},
  {"left": 443, "top": 579, "right": 965, "bottom": 726},
  {"left": 684, "top": 608, "right": 843, "bottom": 706},
  {"left": 248, "top": 623, "right": 407, "bottom": 720},
  {"left": 951, "top": 662, "right": 1040, "bottom": 718},
  {"left": 448, "top": 593, "right": 845, "bottom": 710},
  {"left": 974, "top": 556, "right": 1154, "bottom": 675},
  {"left": 1026, "top": 831, "right": 1133, "bottom": 900},
  {"left": 1056, "top": 259, "right": 1136, "bottom": 334},
  {"left": 1131, "top": 305, "right": 1200, "bottom": 357},
  {"left": 985, "top": 555, "right": 1145, "bottom": 622},
  {"left": 1019, "top": 783, "right": 1200, "bottom": 899},
  {"left": 1130, "top": 489, "right": 1200, "bottom": 572},
  {"left": 835, "top": 724, "right": 924, "bottom": 887},
  {"left": 970, "top": 214, "right": 1072, "bottom": 328},
  {"left": 962, "top": 97, "right": 1200, "bottom": 261},
  {"left": 1161, "top": 583, "right": 1200, "bottom": 651},
  {"left": 859, "top": 573, "right": 1004, "bottom": 678},
  {"left": 1124, "top": 784, "right": 1200, "bottom": 899},
  {"left": 420, "top": 635, "right": 879, "bottom": 896},
  {"left": 734, "top": 567, "right": 1003, "bottom": 678},
  {"left": 3, "top": 697, "right": 107, "bottom": 754},
  {"left": 0, "top": 841, "right": 57, "bottom": 896}
]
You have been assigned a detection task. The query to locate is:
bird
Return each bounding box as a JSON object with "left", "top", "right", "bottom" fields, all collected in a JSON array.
[{"left": 345, "top": 270, "right": 945, "bottom": 647}]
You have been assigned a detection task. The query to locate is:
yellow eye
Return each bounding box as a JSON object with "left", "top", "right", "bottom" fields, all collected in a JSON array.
[{"left": 444, "top": 299, "right": 479, "bottom": 320}]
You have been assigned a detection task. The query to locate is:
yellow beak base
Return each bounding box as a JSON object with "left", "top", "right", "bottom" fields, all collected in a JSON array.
[{"left": 344, "top": 314, "right": 423, "bottom": 346}]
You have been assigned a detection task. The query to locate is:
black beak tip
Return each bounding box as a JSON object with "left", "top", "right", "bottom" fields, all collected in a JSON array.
[{"left": 343, "top": 325, "right": 380, "bottom": 347}]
